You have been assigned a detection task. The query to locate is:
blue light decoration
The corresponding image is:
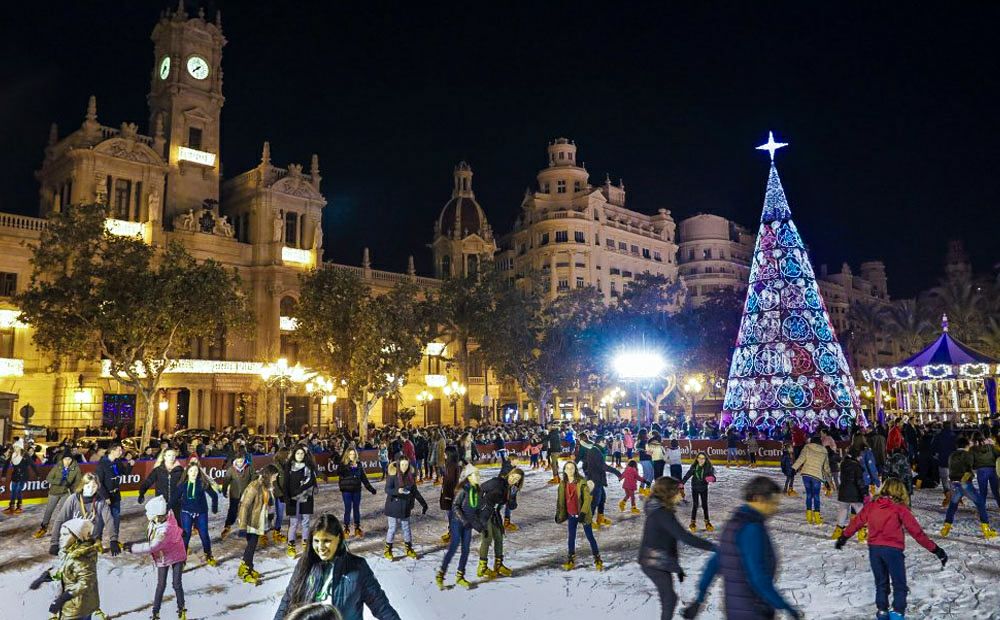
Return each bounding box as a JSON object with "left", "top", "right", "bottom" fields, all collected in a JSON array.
[{"left": 723, "top": 133, "right": 863, "bottom": 432}]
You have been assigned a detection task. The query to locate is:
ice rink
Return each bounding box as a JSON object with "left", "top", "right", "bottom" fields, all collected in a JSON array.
[{"left": 3, "top": 463, "right": 997, "bottom": 619}]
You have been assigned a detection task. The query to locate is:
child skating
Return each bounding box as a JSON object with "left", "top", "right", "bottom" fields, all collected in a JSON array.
[
  {"left": 618, "top": 460, "right": 647, "bottom": 514},
  {"left": 836, "top": 479, "right": 947, "bottom": 620},
  {"left": 556, "top": 461, "right": 603, "bottom": 571},
  {"left": 682, "top": 451, "right": 716, "bottom": 531},
  {"left": 125, "top": 495, "right": 188, "bottom": 620},
  {"left": 29, "top": 518, "right": 102, "bottom": 620},
  {"left": 236, "top": 464, "right": 280, "bottom": 586}
]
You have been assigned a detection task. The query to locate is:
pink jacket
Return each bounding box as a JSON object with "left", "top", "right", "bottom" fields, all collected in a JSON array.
[
  {"left": 132, "top": 511, "right": 187, "bottom": 567},
  {"left": 621, "top": 466, "right": 646, "bottom": 492},
  {"left": 623, "top": 432, "right": 635, "bottom": 450}
]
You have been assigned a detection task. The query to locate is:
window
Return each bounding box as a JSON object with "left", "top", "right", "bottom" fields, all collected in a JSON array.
[
  {"left": 557, "top": 278, "right": 569, "bottom": 291},
  {"left": 540, "top": 232, "right": 549, "bottom": 245},
  {"left": 576, "top": 277, "right": 584, "bottom": 289},
  {"left": 559, "top": 152, "right": 565, "bottom": 160},
  {"left": 618, "top": 241, "right": 627, "bottom": 251},
  {"left": 594, "top": 233, "right": 600, "bottom": 246},
  {"left": 518, "top": 244, "right": 526, "bottom": 256},
  {"left": 575, "top": 262, "right": 586, "bottom": 268},
  {"left": 642, "top": 248, "right": 651, "bottom": 259},
  {"left": 568, "top": 152, "right": 574, "bottom": 161},
  {"left": 542, "top": 183, "right": 550, "bottom": 193},
  {"left": 593, "top": 209, "right": 600, "bottom": 221},
  {"left": 611, "top": 281, "right": 618, "bottom": 292},
  {"left": 467, "top": 254, "right": 479, "bottom": 276},
  {"left": 0, "top": 272, "right": 16, "bottom": 297},
  {"left": 285, "top": 212, "right": 298, "bottom": 247},
  {"left": 441, "top": 255, "right": 451, "bottom": 278},
  {"left": 188, "top": 127, "right": 203, "bottom": 150},
  {"left": 623, "top": 270, "right": 633, "bottom": 278},
  {"left": 0, "top": 328, "right": 13, "bottom": 358},
  {"left": 606, "top": 238, "right": 615, "bottom": 248},
  {"left": 653, "top": 251, "right": 662, "bottom": 262},
  {"left": 133, "top": 181, "right": 143, "bottom": 221},
  {"left": 574, "top": 181, "right": 582, "bottom": 192},
  {"left": 703, "top": 248, "right": 712, "bottom": 259},
  {"left": 631, "top": 245, "right": 639, "bottom": 255},
  {"left": 574, "top": 231, "right": 585, "bottom": 243},
  {"left": 609, "top": 267, "right": 620, "bottom": 275},
  {"left": 557, "top": 180, "right": 566, "bottom": 193},
  {"left": 555, "top": 230, "right": 568, "bottom": 243},
  {"left": 688, "top": 249, "right": 695, "bottom": 261},
  {"left": 113, "top": 178, "right": 131, "bottom": 220},
  {"left": 705, "top": 267, "right": 714, "bottom": 273}
]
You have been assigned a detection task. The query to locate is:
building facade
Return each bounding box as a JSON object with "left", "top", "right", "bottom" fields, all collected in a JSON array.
[
  {"left": 676, "top": 213, "right": 755, "bottom": 306},
  {"left": 496, "top": 138, "right": 679, "bottom": 303}
]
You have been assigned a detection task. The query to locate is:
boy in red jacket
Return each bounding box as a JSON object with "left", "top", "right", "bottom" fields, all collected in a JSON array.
[{"left": 835, "top": 478, "right": 947, "bottom": 620}]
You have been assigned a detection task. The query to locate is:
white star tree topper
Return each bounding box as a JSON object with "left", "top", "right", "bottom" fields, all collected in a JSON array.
[{"left": 756, "top": 131, "right": 788, "bottom": 161}]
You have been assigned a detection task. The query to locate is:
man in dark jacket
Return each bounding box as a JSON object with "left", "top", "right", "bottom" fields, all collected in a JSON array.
[
  {"left": 931, "top": 422, "right": 957, "bottom": 505},
  {"left": 546, "top": 425, "right": 563, "bottom": 483},
  {"left": 578, "top": 432, "right": 621, "bottom": 527},
  {"left": 96, "top": 442, "right": 133, "bottom": 540},
  {"left": 683, "top": 476, "right": 802, "bottom": 620}
]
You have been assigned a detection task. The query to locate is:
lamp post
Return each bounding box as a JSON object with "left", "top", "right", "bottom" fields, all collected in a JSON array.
[
  {"left": 442, "top": 380, "right": 466, "bottom": 427},
  {"left": 260, "top": 357, "right": 307, "bottom": 434},
  {"left": 416, "top": 389, "right": 433, "bottom": 426},
  {"left": 612, "top": 350, "right": 667, "bottom": 426},
  {"left": 682, "top": 375, "right": 704, "bottom": 426},
  {"left": 305, "top": 375, "right": 336, "bottom": 434}
]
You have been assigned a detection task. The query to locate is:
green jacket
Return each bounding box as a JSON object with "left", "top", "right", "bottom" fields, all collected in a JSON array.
[
  {"left": 555, "top": 474, "right": 594, "bottom": 526},
  {"left": 55, "top": 540, "right": 101, "bottom": 619},
  {"left": 46, "top": 462, "right": 81, "bottom": 496},
  {"left": 970, "top": 444, "right": 1000, "bottom": 470},
  {"left": 948, "top": 450, "right": 975, "bottom": 482}
]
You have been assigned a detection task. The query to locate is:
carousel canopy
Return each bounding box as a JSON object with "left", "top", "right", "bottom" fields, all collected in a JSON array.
[{"left": 864, "top": 314, "right": 998, "bottom": 382}]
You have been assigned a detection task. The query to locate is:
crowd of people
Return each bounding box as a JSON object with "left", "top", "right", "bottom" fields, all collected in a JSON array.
[{"left": 1, "top": 413, "right": 998, "bottom": 620}]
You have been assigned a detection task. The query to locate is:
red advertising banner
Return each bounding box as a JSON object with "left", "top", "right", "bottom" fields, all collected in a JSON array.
[{"left": 3, "top": 440, "right": 790, "bottom": 504}]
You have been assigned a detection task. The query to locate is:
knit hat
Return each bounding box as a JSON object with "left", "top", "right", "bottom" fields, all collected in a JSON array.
[
  {"left": 145, "top": 495, "right": 169, "bottom": 519},
  {"left": 60, "top": 518, "right": 94, "bottom": 542},
  {"left": 460, "top": 463, "right": 478, "bottom": 483}
]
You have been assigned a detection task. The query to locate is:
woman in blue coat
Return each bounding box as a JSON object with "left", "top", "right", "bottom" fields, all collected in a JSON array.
[{"left": 274, "top": 514, "right": 399, "bottom": 620}]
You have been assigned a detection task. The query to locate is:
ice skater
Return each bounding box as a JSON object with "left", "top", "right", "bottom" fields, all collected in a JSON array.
[
  {"left": 237, "top": 464, "right": 280, "bottom": 586},
  {"left": 793, "top": 435, "right": 832, "bottom": 525},
  {"left": 30, "top": 518, "right": 102, "bottom": 620},
  {"left": 682, "top": 451, "right": 715, "bottom": 532},
  {"left": 34, "top": 451, "right": 80, "bottom": 539},
  {"left": 383, "top": 455, "right": 428, "bottom": 560},
  {"left": 941, "top": 437, "right": 997, "bottom": 539},
  {"left": 336, "top": 448, "right": 378, "bottom": 539},
  {"left": 285, "top": 445, "right": 319, "bottom": 558},
  {"left": 831, "top": 447, "right": 867, "bottom": 541},
  {"left": 124, "top": 495, "right": 188, "bottom": 620},
  {"left": 172, "top": 461, "right": 219, "bottom": 566},
  {"left": 556, "top": 461, "right": 602, "bottom": 571},
  {"left": 836, "top": 479, "right": 947, "bottom": 620},
  {"left": 618, "top": 459, "right": 647, "bottom": 514},
  {"left": 436, "top": 463, "right": 481, "bottom": 589}
]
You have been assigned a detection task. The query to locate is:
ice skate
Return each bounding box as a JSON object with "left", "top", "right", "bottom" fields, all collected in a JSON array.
[
  {"left": 940, "top": 523, "right": 952, "bottom": 537},
  {"left": 205, "top": 554, "right": 217, "bottom": 567},
  {"left": 477, "top": 559, "right": 495, "bottom": 578},
  {"left": 2, "top": 503, "right": 14, "bottom": 515},
  {"left": 689, "top": 520, "right": 697, "bottom": 532},
  {"left": 631, "top": 506, "right": 641, "bottom": 514},
  {"left": 548, "top": 476, "right": 561, "bottom": 484},
  {"left": 405, "top": 543, "right": 418, "bottom": 559},
  {"left": 705, "top": 521, "right": 715, "bottom": 532},
  {"left": 806, "top": 510, "right": 814, "bottom": 524},
  {"left": 440, "top": 531, "right": 451, "bottom": 543},
  {"left": 594, "top": 555, "right": 604, "bottom": 571},
  {"left": 598, "top": 513, "right": 612, "bottom": 526},
  {"left": 561, "top": 553, "right": 576, "bottom": 571},
  {"left": 383, "top": 543, "right": 394, "bottom": 560},
  {"left": 435, "top": 569, "right": 445, "bottom": 590},
  {"left": 618, "top": 499, "right": 627, "bottom": 512},
  {"left": 286, "top": 543, "right": 297, "bottom": 558},
  {"left": 177, "top": 609, "right": 187, "bottom": 620},
  {"left": 493, "top": 557, "right": 512, "bottom": 577},
  {"left": 503, "top": 517, "right": 519, "bottom": 532},
  {"left": 858, "top": 526, "right": 869, "bottom": 543},
  {"left": 272, "top": 531, "right": 287, "bottom": 544},
  {"left": 354, "top": 526, "right": 363, "bottom": 538},
  {"left": 32, "top": 526, "right": 47, "bottom": 539},
  {"left": 831, "top": 526, "right": 844, "bottom": 540},
  {"left": 814, "top": 512, "right": 824, "bottom": 526},
  {"left": 888, "top": 612, "right": 905, "bottom": 620},
  {"left": 981, "top": 522, "right": 997, "bottom": 539},
  {"left": 455, "top": 570, "right": 472, "bottom": 588},
  {"left": 220, "top": 526, "right": 231, "bottom": 540}
]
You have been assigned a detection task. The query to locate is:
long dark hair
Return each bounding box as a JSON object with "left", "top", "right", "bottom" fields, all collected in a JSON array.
[
  {"left": 286, "top": 603, "right": 343, "bottom": 620},
  {"left": 285, "top": 514, "right": 346, "bottom": 612}
]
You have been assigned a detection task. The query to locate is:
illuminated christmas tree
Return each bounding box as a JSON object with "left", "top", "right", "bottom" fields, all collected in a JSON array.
[{"left": 722, "top": 133, "right": 863, "bottom": 431}]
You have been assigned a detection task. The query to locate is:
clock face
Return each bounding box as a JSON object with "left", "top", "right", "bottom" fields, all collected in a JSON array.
[
  {"left": 186, "top": 55, "right": 209, "bottom": 80},
  {"left": 158, "top": 56, "right": 170, "bottom": 80}
]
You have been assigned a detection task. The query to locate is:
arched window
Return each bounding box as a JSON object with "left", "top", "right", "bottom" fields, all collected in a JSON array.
[
  {"left": 467, "top": 254, "right": 479, "bottom": 276},
  {"left": 441, "top": 255, "right": 452, "bottom": 278}
]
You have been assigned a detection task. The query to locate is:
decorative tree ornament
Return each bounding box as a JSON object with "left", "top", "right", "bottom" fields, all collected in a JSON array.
[{"left": 723, "top": 133, "right": 863, "bottom": 430}]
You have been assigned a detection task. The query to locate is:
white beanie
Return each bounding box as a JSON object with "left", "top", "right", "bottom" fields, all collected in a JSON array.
[
  {"left": 460, "top": 463, "right": 478, "bottom": 482},
  {"left": 61, "top": 518, "right": 94, "bottom": 542},
  {"left": 145, "top": 495, "right": 168, "bottom": 519}
]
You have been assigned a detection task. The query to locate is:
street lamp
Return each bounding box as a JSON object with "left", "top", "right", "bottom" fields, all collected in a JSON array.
[
  {"left": 613, "top": 350, "right": 667, "bottom": 425},
  {"left": 260, "top": 357, "right": 307, "bottom": 434},
  {"left": 305, "top": 375, "right": 336, "bottom": 433},
  {"left": 442, "top": 380, "right": 466, "bottom": 426},
  {"left": 682, "top": 375, "right": 703, "bottom": 425},
  {"left": 416, "top": 389, "right": 433, "bottom": 426}
]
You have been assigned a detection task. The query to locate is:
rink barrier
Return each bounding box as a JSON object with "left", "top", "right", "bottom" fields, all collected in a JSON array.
[{"left": 0, "top": 439, "right": 791, "bottom": 504}]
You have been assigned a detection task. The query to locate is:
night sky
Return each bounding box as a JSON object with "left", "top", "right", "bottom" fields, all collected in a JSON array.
[{"left": 2, "top": 1, "right": 998, "bottom": 298}]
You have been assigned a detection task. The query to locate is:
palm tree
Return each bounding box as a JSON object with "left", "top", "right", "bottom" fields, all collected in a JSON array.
[
  {"left": 846, "top": 300, "right": 886, "bottom": 368},
  {"left": 883, "top": 298, "right": 934, "bottom": 358},
  {"left": 925, "top": 275, "right": 986, "bottom": 344}
]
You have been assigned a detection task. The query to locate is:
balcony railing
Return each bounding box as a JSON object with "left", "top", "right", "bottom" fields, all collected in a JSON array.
[{"left": 0, "top": 213, "right": 47, "bottom": 232}]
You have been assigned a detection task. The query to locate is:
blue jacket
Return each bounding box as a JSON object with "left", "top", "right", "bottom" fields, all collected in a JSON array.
[
  {"left": 172, "top": 478, "right": 218, "bottom": 514},
  {"left": 860, "top": 448, "right": 880, "bottom": 488},
  {"left": 695, "top": 504, "right": 794, "bottom": 619},
  {"left": 273, "top": 547, "right": 399, "bottom": 620}
]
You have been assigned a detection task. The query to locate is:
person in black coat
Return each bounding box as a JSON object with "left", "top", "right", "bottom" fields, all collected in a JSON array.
[
  {"left": 475, "top": 465, "right": 524, "bottom": 578},
  {"left": 96, "top": 442, "right": 133, "bottom": 540},
  {"left": 832, "top": 448, "right": 867, "bottom": 539},
  {"left": 546, "top": 425, "right": 563, "bottom": 483},
  {"left": 336, "top": 448, "right": 377, "bottom": 539},
  {"left": 138, "top": 446, "right": 185, "bottom": 522},
  {"left": 437, "top": 446, "right": 461, "bottom": 544},
  {"left": 286, "top": 445, "right": 320, "bottom": 556},
  {"left": 639, "top": 477, "right": 716, "bottom": 620},
  {"left": 578, "top": 433, "right": 622, "bottom": 527},
  {"left": 382, "top": 456, "right": 427, "bottom": 560}
]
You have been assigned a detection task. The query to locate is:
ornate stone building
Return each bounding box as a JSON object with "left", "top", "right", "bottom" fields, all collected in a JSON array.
[
  {"left": 496, "top": 138, "right": 679, "bottom": 303},
  {"left": 677, "top": 213, "right": 755, "bottom": 306},
  {"left": 0, "top": 5, "right": 448, "bottom": 438},
  {"left": 430, "top": 162, "right": 497, "bottom": 279}
]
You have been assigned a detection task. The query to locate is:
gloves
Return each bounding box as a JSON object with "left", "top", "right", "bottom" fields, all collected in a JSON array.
[
  {"left": 680, "top": 602, "right": 701, "bottom": 619},
  {"left": 48, "top": 544, "right": 60, "bottom": 557},
  {"left": 834, "top": 535, "right": 848, "bottom": 550},
  {"left": 370, "top": 489, "right": 377, "bottom": 495},
  {"left": 137, "top": 494, "right": 145, "bottom": 505},
  {"left": 29, "top": 569, "right": 53, "bottom": 590},
  {"left": 49, "top": 591, "right": 72, "bottom": 614},
  {"left": 109, "top": 541, "right": 122, "bottom": 557},
  {"left": 678, "top": 568, "right": 686, "bottom": 583},
  {"left": 933, "top": 546, "right": 948, "bottom": 567}
]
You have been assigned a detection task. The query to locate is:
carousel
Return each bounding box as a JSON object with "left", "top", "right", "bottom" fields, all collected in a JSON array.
[{"left": 862, "top": 314, "right": 998, "bottom": 425}]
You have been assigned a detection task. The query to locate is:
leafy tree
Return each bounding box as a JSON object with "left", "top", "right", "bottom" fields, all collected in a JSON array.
[
  {"left": 883, "top": 298, "right": 933, "bottom": 357},
  {"left": 292, "top": 266, "right": 432, "bottom": 440},
  {"left": 17, "top": 204, "right": 250, "bottom": 449}
]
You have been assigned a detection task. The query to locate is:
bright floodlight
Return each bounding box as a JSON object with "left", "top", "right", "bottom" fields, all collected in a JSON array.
[{"left": 613, "top": 351, "right": 667, "bottom": 378}]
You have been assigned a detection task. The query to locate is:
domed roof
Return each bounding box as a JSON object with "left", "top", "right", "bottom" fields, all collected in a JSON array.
[{"left": 436, "top": 161, "right": 491, "bottom": 239}]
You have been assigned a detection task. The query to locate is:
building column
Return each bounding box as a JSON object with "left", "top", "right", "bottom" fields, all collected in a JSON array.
[
  {"left": 569, "top": 252, "right": 576, "bottom": 290},
  {"left": 167, "top": 389, "right": 179, "bottom": 432},
  {"left": 549, "top": 253, "right": 558, "bottom": 300}
]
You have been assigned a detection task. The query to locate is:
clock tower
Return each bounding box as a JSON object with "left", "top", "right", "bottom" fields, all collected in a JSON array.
[{"left": 148, "top": 2, "right": 226, "bottom": 221}]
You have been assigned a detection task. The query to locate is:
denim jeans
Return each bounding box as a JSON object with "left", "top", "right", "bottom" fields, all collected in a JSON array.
[
  {"left": 385, "top": 517, "right": 412, "bottom": 544},
  {"left": 342, "top": 491, "right": 362, "bottom": 527},
  {"left": 440, "top": 513, "right": 472, "bottom": 573},
  {"left": 945, "top": 481, "right": 989, "bottom": 523},
  {"left": 181, "top": 510, "right": 212, "bottom": 555},
  {"left": 10, "top": 481, "right": 26, "bottom": 503},
  {"left": 592, "top": 485, "right": 606, "bottom": 515},
  {"left": 153, "top": 562, "right": 184, "bottom": 615},
  {"left": 975, "top": 467, "right": 1000, "bottom": 509},
  {"left": 567, "top": 515, "right": 599, "bottom": 557},
  {"left": 803, "top": 475, "right": 822, "bottom": 512},
  {"left": 272, "top": 498, "right": 285, "bottom": 533},
  {"left": 869, "top": 545, "right": 908, "bottom": 613},
  {"left": 640, "top": 461, "right": 654, "bottom": 488}
]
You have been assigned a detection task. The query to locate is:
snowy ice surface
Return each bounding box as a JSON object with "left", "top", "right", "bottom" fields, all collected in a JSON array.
[{"left": 2, "top": 465, "right": 997, "bottom": 619}]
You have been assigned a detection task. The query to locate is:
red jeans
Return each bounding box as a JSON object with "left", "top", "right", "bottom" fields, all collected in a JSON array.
[{"left": 624, "top": 488, "right": 637, "bottom": 506}]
